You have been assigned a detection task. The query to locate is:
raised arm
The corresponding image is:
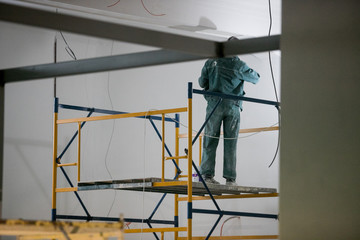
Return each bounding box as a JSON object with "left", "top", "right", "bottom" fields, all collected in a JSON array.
[{"left": 238, "top": 63, "right": 260, "bottom": 84}]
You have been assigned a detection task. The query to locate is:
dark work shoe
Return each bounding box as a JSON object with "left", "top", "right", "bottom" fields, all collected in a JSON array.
[
  {"left": 226, "top": 178, "right": 237, "bottom": 186},
  {"left": 202, "top": 175, "right": 220, "bottom": 185}
]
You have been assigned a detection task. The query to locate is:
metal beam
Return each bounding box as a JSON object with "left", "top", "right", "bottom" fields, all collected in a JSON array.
[
  {"left": 224, "top": 35, "right": 280, "bottom": 56},
  {"left": 0, "top": 49, "right": 203, "bottom": 83},
  {"left": 0, "top": 2, "right": 218, "bottom": 57},
  {"left": 0, "top": 35, "right": 281, "bottom": 83}
]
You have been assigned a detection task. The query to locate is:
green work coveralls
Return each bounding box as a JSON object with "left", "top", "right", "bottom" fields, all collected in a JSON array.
[{"left": 199, "top": 56, "right": 260, "bottom": 180}]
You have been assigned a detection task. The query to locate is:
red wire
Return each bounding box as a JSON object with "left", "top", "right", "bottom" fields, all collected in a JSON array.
[
  {"left": 220, "top": 216, "right": 240, "bottom": 236},
  {"left": 107, "top": 0, "right": 165, "bottom": 16},
  {"left": 125, "top": 222, "right": 131, "bottom": 229},
  {"left": 107, "top": 0, "right": 120, "bottom": 8},
  {"left": 140, "top": 0, "right": 165, "bottom": 16}
]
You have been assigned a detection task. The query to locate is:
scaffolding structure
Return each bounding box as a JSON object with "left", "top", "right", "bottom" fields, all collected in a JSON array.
[{"left": 52, "top": 82, "right": 280, "bottom": 240}]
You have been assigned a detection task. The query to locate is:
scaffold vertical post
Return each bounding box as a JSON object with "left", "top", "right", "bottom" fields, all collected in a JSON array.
[
  {"left": 77, "top": 122, "right": 81, "bottom": 182},
  {"left": 52, "top": 98, "right": 58, "bottom": 222},
  {"left": 187, "top": 82, "right": 193, "bottom": 240},
  {"left": 162, "top": 113, "right": 165, "bottom": 182},
  {"left": 174, "top": 113, "right": 180, "bottom": 240},
  {"left": 199, "top": 136, "right": 202, "bottom": 166},
  {"left": 0, "top": 83, "right": 4, "bottom": 214}
]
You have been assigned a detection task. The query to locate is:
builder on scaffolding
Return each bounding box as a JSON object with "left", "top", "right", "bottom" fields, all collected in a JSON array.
[{"left": 199, "top": 36, "right": 260, "bottom": 186}]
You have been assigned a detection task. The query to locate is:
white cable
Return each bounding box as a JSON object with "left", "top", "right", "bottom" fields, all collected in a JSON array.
[
  {"left": 267, "top": 0, "right": 281, "bottom": 168},
  {"left": 141, "top": 110, "right": 151, "bottom": 239},
  {"left": 104, "top": 40, "right": 115, "bottom": 180},
  {"left": 164, "top": 113, "right": 278, "bottom": 140},
  {"left": 104, "top": 41, "right": 117, "bottom": 217},
  {"left": 220, "top": 216, "right": 241, "bottom": 236}
]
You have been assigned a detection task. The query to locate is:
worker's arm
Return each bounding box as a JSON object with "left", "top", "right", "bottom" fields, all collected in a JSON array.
[
  {"left": 238, "top": 63, "right": 260, "bottom": 84},
  {"left": 198, "top": 61, "right": 210, "bottom": 90}
]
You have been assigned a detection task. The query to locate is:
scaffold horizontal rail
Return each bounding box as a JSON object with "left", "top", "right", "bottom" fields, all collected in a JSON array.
[
  {"left": 57, "top": 107, "right": 187, "bottom": 124},
  {"left": 192, "top": 208, "right": 278, "bottom": 219},
  {"left": 57, "top": 162, "right": 77, "bottom": 167},
  {"left": 178, "top": 126, "right": 279, "bottom": 138},
  {"left": 165, "top": 155, "right": 188, "bottom": 160},
  {"left": 124, "top": 227, "right": 187, "bottom": 234},
  {"left": 59, "top": 103, "right": 175, "bottom": 122},
  {"left": 55, "top": 187, "right": 78, "bottom": 193},
  {"left": 78, "top": 178, "right": 277, "bottom": 196},
  {"left": 178, "top": 235, "right": 279, "bottom": 240},
  {"left": 177, "top": 192, "right": 279, "bottom": 201}
]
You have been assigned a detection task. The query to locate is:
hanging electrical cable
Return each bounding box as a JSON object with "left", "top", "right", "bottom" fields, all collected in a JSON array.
[
  {"left": 140, "top": 111, "right": 150, "bottom": 239},
  {"left": 164, "top": 112, "right": 278, "bottom": 140},
  {"left": 104, "top": 41, "right": 115, "bottom": 180},
  {"left": 141, "top": 0, "right": 166, "bottom": 16},
  {"left": 107, "top": 0, "right": 165, "bottom": 16},
  {"left": 59, "top": 31, "right": 77, "bottom": 60},
  {"left": 107, "top": 0, "right": 120, "bottom": 8},
  {"left": 56, "top": 8, "right": 77, "bottom": 61},
  {"left": 104, "top": 41, "right": 118, "bottom": 217},
  {"left": 267, "top": 0, "right": 281, "bottom": 168},
  {"left": 55, "top": 8, "right": 77, "bottom": 97}
]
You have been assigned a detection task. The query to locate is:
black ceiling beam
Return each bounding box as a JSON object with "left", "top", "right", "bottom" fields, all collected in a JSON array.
[{"left": 0, "top": 49, "right": 203, "bottom": 83}]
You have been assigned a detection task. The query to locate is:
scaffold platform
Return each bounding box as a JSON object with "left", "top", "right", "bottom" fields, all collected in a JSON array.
[{"left": 78, "top": 178, "right": 277, "bottom": 196}]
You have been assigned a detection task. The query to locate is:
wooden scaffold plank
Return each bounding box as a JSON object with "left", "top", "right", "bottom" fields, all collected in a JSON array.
[{"left": 0, "top": 219, "right": 124, "bottom": 240}]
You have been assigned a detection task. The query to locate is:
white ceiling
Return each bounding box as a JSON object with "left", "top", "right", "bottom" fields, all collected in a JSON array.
[{"left": 11, "top": 0, "right": 281, "bottom": 41}]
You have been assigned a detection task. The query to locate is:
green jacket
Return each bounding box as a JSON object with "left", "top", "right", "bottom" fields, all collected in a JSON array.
[{"left": 199, "top": 56, "right": 260, "bottom": 110}]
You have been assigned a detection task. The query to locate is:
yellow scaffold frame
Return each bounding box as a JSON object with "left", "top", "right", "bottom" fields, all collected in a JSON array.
[{"left": 52, "top": 102, "right": 189, "bottom": 237}]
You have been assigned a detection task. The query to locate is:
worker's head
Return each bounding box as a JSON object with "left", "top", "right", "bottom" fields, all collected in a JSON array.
[{"left": 228, "top": 36, "right": 239, "bottom": 41}]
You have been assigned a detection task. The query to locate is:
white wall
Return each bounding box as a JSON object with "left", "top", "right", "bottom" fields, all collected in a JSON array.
[
  {"left": 1, "top": 1, "right": 281, "bottom": 239},
  {"left": 27, "top": 0, "right": 281, "bottom": 38},
  {"left": 0, "top": 22, "right": 55, "bottom": 222}
]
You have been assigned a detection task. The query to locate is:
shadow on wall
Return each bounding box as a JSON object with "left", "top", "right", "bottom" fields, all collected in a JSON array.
[
  {"left": 170, "top": 16, "right": 217, "bottom": 32},
  {"left": 4, "top": 137, "right": 52, "bottom": 204}
]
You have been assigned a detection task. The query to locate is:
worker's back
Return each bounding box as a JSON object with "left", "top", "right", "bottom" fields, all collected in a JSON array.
[{"left": 199, "top": 56, "right": 260, "bottom": 109}]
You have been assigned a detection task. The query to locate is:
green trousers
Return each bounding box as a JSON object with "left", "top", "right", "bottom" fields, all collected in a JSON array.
[{"left": 200, "top": 99, "right": 240, "bottom": 180}]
